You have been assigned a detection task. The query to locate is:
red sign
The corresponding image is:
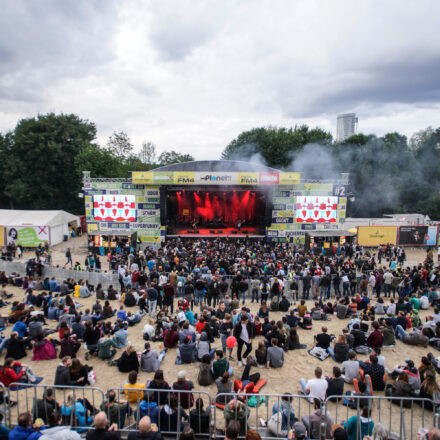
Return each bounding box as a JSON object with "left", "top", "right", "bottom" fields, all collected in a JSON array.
[{"left": 259, "top": 173, "right": 279, "bottom": 185}]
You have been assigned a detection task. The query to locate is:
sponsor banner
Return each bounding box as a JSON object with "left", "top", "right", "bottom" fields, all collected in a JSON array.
[
  {"left": 272, "top": 217, "right": 294, "bottom": 224},
  {"left": 426, "top": 226, "right": 438, "bottom": 246},
  {"left": 85, "top": 190, "right": 106, "bottom": 195},
  {"left": 132, "top": 172, "right": 153, "bottom": 184},
  {"left": 266, "top": 230, "right": 279, "bottom": 237},
  {"left": 106, "top": 222, "right": 130, "bottom": 229},
  {"left": 195, "top": 172, "right": 238, "bottom": 185},
  {"left": 174, "top": 172, "right": 195, "bottom": 184},
  {"left": 138, "top": 203, "right": 161, "bottom": 210},
  {"left": 145, "top": 197, "right": 160, "bottom": 203},
  {"left": 139, "top": 210, "right": 160, "bottom": 217},
  {"left": 122, "top": 183, "right": 145, "bottom": 189},
  {"left": 7, "top": 226, "right": 50, "bottom": 247},
  {"left": 272, "top": 204, "right": 286, "bottom": 211},
  {"left": 153, "top": 172, "right": 173, "bottom": 184},
  {"left": 272, "top": 211, "right": 294, "bottom": 218},
  {"left": 398, "top": 226, "right": 433, "bottom": 246},
  {"left": 285, "top": 230, "right": 305, "bottom": 237},
  {"left": 301, "top": 224, "right": 316, "bottom": 230},
  {"left": 85, "top": 196, "right": 92, "bottom": 203},
  {"left": 145, "top": 189, "right": 160, "bottom": 196},
  {"left": 357, "top": 226, "right": 397, "bottom": 247},
  {"left": 87, "top": 223, "right": 98, "bottom": 233},
  {"left": 139, "top": 236, "right": 162, "bottom": 243},
  {"left": 138, "top": 216, "right": 161, "bottom": 223},
  {"left": 238, "top": 172, "right": 259, "bottom": 185},
  {"left": 273, "top": 191, "right": 291, "bottom": 198},
  {"left": 269, "top": 224, "right": 287, "bottom": 230},
  {"left": 0, "top": 226, "right": 4, "bottom": 247},
  {"left": 120, "top": 189, "right": 145, "bottom": 196},
  {"left": 321, "top": 224, "right": 340, "bottom": 230},
  {"left": 93, "top": 182, "right": 125, "bottom": 190},
  {"left": 259, "top": 172, "right": 279, "bottom": 185},
  {"left": 131, "top": 223, "right": 160, "bottom": 229},
  {"left": 279, "top": 172, "right": 301, "bottom": 185}
]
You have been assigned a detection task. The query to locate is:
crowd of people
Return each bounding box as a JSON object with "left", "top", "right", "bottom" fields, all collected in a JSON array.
[{"left": 0, "top": 237, "right": 440, "bottom": 439}]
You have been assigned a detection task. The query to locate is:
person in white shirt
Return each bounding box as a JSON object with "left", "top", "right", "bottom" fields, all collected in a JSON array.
[
  {"left": 383, "top": 270, "right": 393, "bottom": 297},
  {"left": 142, "top": 320, "right": 155, "bottom": 340},
  {"left": 419, "top": 295, "right": 429, "bottom": 310},
  {"left": 386, "top": 300, "right": 396, "bottom": 316},
  {"left": 299, "top": 366, "right": 328, "bottom": 402},
  {"left": 368, "top": 273, "right": 376, "bottom": 297}
]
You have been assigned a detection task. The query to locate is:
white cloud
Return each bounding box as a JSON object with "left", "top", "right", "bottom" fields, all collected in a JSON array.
[{"left": 1, "top": 0, "right": 440, "bottom": 160}]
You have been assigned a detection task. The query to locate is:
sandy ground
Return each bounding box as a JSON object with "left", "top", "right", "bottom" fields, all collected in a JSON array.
[{"left": 5, "top": 238, "right": 437, "bottom": 436}]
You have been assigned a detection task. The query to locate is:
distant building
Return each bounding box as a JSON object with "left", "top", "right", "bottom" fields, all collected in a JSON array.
[{"left": 336, "top": 113, "right": 358, "bottom": 141}]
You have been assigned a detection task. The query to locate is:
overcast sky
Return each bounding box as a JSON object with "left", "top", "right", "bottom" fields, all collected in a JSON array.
[{"left": 1, "top": 0, "right": 439, "bottom": 160}]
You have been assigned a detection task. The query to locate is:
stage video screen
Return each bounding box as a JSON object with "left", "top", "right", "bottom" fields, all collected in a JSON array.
[
  {"left": 295, "top": 196, "right": 338, "bottom": 223},
  {"left": 93, "top": 195, "right": 137, "bottom": 222}
]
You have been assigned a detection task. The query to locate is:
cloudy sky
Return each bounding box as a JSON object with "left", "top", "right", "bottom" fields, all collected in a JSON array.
[{"left": 1, "top": 0, "right": 439, "bottom": 160}]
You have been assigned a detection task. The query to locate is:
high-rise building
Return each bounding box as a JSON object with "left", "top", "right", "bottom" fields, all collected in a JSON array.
[{"left": 336, "top": 113, "right": 358, "bottom": 141}]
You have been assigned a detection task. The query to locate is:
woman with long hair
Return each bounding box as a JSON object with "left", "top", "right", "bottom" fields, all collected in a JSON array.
[
  {"left": 116, "top": 344, "right": 139, "bottom": 373},
  {"left": 147, "top": 369, "right": 171, "bottom": 405},
  {"left": 418, "top": 370, "right": 440, "bottom": 410},
  {"left": 70, "top": 358, "right": 90, "bottom": 386}
]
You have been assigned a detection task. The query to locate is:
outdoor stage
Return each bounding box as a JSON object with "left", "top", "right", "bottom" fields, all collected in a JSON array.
[{"left": 167, "top": 226, "right": 264, "bottom": 238}]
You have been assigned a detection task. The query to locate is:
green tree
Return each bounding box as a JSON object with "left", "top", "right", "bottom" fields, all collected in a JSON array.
[
  {"left": 221, "top": 125, "right": 332, "bottom": 168},
  {"left": 158, "top": 150, "right": 194, "bottom": 166},
  {"left": 2, "top": 113, "right": 96, "bottom": 212},
  {"left": 106, "top": 131, "right": 133, "bottom": 158},
  {"left": 74, "top": 144, "right": 122, "bottom": 178}
]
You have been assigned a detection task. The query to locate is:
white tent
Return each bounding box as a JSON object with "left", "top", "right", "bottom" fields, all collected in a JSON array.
[{"left": 0, "top": 210, "right": 80, "bottom": 246}]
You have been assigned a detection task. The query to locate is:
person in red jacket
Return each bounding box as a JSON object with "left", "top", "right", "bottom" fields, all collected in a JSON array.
[
  {"left": 0, "top": 358, "right": 27, "bottom": 387},
  {"left": 366, "top": 321, "right": 383, "bottom": 349},
  {"left": 163, "top": 324, "right": 179, "bottom": 349}
]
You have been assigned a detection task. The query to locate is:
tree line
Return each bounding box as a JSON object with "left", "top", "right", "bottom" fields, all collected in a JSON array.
[{"left": 1, "top": 113, "right": 439, "bottom": 219}]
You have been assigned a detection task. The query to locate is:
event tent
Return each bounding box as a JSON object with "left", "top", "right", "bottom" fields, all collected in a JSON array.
[{"left": 0, "top": 210, "right": 80, "bottom": 246}]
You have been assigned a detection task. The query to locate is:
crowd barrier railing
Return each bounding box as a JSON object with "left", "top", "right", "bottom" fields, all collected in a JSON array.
[
  {"left": 8, "top": 383, "right": 105, "bottom": 432},
  {"left": 106, "top": 386, "right": 212, "bottom": 437},
  {"left": 213, "top": 392, "right": 320, "bottom": 440},
  {"left": 0, "top": 382, "right": 10, "bottom": 429},
  {"left": 324, "top": 394, "right": 440, "bottom": 440}
]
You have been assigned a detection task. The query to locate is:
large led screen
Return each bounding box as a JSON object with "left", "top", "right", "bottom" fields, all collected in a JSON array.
[
  {"left": 295, "top": 196, "right": 338, "bottom": 223},
  {"left": 93, "top": 195, "right": 137, "bottom": 222}
]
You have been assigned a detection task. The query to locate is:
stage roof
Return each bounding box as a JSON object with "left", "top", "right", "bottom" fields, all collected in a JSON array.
[{"left": 153, "top": 160, "right": 281, "bottom": 173}]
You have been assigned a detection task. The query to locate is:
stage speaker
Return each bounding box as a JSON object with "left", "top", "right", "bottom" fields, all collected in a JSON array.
[
  {"left": 242, "top": 230, "right": 248, "bottom": 234},
  {"left": 210, "top": 230, "right": 215, "bottom": 234},
  {"left": 187, "top": 230, "right": 193, "bottom": 233},
  {"left": 217, "top": 230, "right": 223, "bottom": 234},
  {"left": 232, "top": 230, "right": 237, "bottom": 234}
]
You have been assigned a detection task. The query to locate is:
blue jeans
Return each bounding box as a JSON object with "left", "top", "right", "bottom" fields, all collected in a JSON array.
[
  {"left": 240, "top": 290, "right": 247, "bottom": 304},
  {"left": 195, "top": 289, "right": 204, "bottom": 306},
  {"left": 327, "top": 346, "right": 335, "bottom": 360},
  {"left": 299, "top": 378, "right": 308, "bottom": 394},
  {"left": 0, "top": 338, "right": 8, "bottom": 356},
  {"left": 395, "top": 324, "right": 407, "bottom": 340},
  {"left": 251, "top": 289, "right": 259, "bottom": 303},
  {"left": 158, "top": 350, "right": 166, "bottom": 367},
  {"left": 343, "top": 282, "right": 350, "bottom": 296}
]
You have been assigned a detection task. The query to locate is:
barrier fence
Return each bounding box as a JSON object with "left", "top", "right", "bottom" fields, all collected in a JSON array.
[{"left": 1, "top": 384, "right": 440, "bottom": 439}]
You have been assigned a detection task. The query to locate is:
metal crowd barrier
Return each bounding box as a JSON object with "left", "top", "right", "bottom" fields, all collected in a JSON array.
[
  {"left": 0, "top": 382, "right": 10, "bottom": 429},
  {"left": 106, "top": 386, "right": 212, "bottom": 436},
  {"left": 213, "top": 392, "right": 320, "bottom": 440},
  {"left": 8, "top": 383, "right": 105, "bottom": 432},
  {"left": 325, "top": 394, "right": 440, "bottom": 440}
]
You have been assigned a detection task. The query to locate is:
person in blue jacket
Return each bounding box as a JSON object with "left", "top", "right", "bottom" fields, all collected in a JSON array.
[
  {"left": 8, "top": 412, "right": 41, "bottom": 440},
  {"left": 344, "top": 406, "right": 374, "bottom": 440}
]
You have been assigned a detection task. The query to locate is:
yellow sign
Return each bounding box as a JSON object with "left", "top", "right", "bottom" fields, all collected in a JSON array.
[
  {"left": 140, "top": 236, "right": 162, "bottom": 243},
  {"left": 238, "top": 172, "right": 259, "bottom": 185},
  {"left": 0, "top": 226, "right": 4, "bottom": 247},
  {"left": 268, "top": 224, "right": 286, "bottom": 230},
  {"left": 279, "top": 172, "right": 301, "bottom": 184},
  {"left": 87, "top": 223, "right": 98, "bottom": 233},
  {"left": 173, "top": 172, "right": 195, "bottom": 184},
  {"left": 357, "top": 226, "right": 397, "bottom": 247},
  {"left": 324, "top": 242, "right": 330, "bottom": 248},
  {"left": 132, "top": 171, "right": 153, "bottom": 184}
]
